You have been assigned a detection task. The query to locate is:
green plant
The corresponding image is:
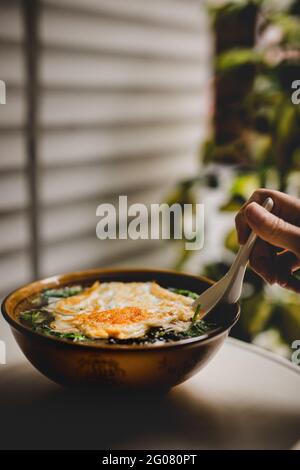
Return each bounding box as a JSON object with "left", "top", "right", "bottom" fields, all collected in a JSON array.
[{"left": 172, "top": 0, "right": 300, "bottom": 355}]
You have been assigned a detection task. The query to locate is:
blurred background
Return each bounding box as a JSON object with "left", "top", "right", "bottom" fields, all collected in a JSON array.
[{"left": 0, "top": 0, "right": 299, "bottom": 357}]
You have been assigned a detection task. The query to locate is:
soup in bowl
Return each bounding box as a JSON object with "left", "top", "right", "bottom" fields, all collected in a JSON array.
[{"left": 1, "top": 268, "right": 240, "bottom": 389}]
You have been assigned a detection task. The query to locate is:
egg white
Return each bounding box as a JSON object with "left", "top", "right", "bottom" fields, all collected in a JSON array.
[{"left": 49, "top": 281, "right": 194, "bottom": 340}]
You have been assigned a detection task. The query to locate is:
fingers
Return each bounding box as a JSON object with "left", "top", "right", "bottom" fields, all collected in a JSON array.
[
  {"left": 277, "top": 249, "right": 300, "bottom": 271},
  {"left": 281, "top": 275, "right": 300, "bottom": 293},
  {"left": 235, "top": 188, "right": 300, "bottom": 244},
  {"left": 248, "top": 239, "right": 277, "bottom": 284},
  {"left": 249, "top": 241, "right": 300, "bottom": 293},
  {"left": 245, "top": 202, "right": 300, "bottom": 257},
  {"left": 235, "top": 188, "right": 300, "bottom": 290},
  {"left": 274, "top": 250, "right": 300, "bottom": 293},
  {"left": 275, "top": 251, "right": 300, "bottom": 293}
]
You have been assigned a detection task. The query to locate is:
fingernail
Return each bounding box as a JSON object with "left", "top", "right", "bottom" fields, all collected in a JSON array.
[{"left": 245, "top": 202, "right": 262, "bottom": 224}]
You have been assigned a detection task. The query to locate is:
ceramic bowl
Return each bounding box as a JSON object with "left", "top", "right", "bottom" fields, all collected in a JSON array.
[{"left": 1, "top": 268, "right": 240, "bottom": 389}]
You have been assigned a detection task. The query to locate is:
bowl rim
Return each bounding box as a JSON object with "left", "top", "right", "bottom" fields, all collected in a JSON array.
[{"left": 1, "top": 267, "right": 240, "bottom": 351}]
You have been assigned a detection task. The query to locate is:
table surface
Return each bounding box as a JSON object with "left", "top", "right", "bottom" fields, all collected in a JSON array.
[{"left": 0, "top": 314, "right": 299, "bottom": 450}]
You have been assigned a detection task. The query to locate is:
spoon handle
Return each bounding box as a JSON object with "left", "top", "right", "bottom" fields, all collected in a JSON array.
[{"left": 223, "top": 197, "right": 274, "bottom": 304}]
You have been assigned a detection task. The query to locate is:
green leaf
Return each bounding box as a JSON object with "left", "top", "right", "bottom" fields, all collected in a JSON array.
[
  {"left": 230, "top": 173, "right": 260, "bottom": 199},
  {"left": 271, "top": 14, "right": 300, "bottom": 45},
  {"left": 240, "top": 293, "right": 273, "bottom": 337},
  {"left": 273, "top": 297, "right": 300, "bottom": 344},
  {"left": 192, "top": 304, "right": 202, "bottom": 324},
  {"left": 220, "top": 194, "right": 245, "bottom": 212},
  {"left": 20, "top": 309, "right": 53, "bottom": 326},
  {"left": 186, "top": 320, "right": 216, "bottom": 337},
  {"left": 49, "top": 330, "right": 89, "bottom": 342},
  {"left": 225, "top": 228, "right": 239, "bottom": 254},
  {"left": 42, "top": 285, "right": 83, "bottom": 299},
  {"left": 217, "top": 48, "right": 262, "bottom": 72},
  {"left": 170, "top": 288, "right": 198, "bottom": 300},
  {"left": 211, "top": 0, "right": 262, "bottom": 20}
]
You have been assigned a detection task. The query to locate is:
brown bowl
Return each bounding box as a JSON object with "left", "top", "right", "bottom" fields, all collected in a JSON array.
[{"left": 1, "top": 268, "right": 240, "bottom": 390}]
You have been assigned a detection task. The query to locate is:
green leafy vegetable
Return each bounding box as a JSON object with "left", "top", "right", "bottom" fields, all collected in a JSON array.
[
  {"left": 20, "top": 309, "right": 53, "bottom": 326},
  {"left": 20, "top": 310, "right": 88, "bottom": 342},
  {"left": 40, "top": 327, "right": 89, "bottom": 342},
  {"left": 108, "top": 319, "right": 215, "bottom": 345},
  {"left": 42, "top": 285, "right": 83, "bottom": 299},
  {"left": 169, "top": 288, "right": 198, "bottom": 300},
  {"left": 192, "top": 304, "right": 202, "bottom": 324},
  {"left": 186, "top": 320, "right": 215, "bottom": 337}
]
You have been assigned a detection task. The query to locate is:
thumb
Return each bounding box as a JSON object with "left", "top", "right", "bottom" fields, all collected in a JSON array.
[{"left": 245, "top": 202, "right": 300, "bottom": 257}]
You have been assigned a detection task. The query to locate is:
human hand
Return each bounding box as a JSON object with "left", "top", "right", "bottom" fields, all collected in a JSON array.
[{"left": 235, "top": 189, "right": 300, "bottom": 292}]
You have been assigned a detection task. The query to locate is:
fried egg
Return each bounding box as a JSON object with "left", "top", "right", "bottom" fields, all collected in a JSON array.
[{"left": 49, "top": 281, "right": 194, "bottom": 339}]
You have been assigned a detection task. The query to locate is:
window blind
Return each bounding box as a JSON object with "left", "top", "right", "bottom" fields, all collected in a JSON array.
[
  {"left": 0, "top": 0, "right": 31, "bottom": 294},
  {"left": 0, "top": 0, "right": 211, "bottom": 294}
]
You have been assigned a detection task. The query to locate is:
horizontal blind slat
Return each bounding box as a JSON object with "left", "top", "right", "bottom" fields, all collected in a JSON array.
[
  {"left": 40, "top": 123, "right": 204, "bottom": 166},
  {"left": 0, "top": 88, "right": 25, "bottom": 127},
  {"left": 41, "top": 237, "right": 170, "bottom": 277},
  {"left": 40, "top": 184, "right": 175, "bottom": 244},
  {"left": 40, "top": 151, "right": 198, "bottom": 205},
  {"left": 41, "top": 7, "right": 206, "bottom": 60},
  {"left": 0, "top": 252, "right": 32, "bottom": 295},
  {"left": 41, "top": 51, "right": 208, "bottom": 90},
  {"left": 0, "top": 213, "right": 30, "bottom": 253},
  {"left": 0, "top": 132, "right": 26, "bottom": 170},
  {"left": 0, "top": 172, "right": 29, "bottom": 211},
  {"left": 42, "top": 0, "right": 203, "bottom": 30},
  {"left": 113, "top": 243, "right": 178, "bottom": 270},
  {"left": 0, "top": 2, "right": 23, "bottom": 42},
  {"left": 40, "top": 91, "right": 206, "bottom": 126},
  {"left": 0, "top": 44, "right": 24, "bottom": 85}
]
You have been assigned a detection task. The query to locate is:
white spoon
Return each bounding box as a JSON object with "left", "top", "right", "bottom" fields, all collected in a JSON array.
[{"left": 192, "top": 197, "right": 274, "bottom": 320}]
